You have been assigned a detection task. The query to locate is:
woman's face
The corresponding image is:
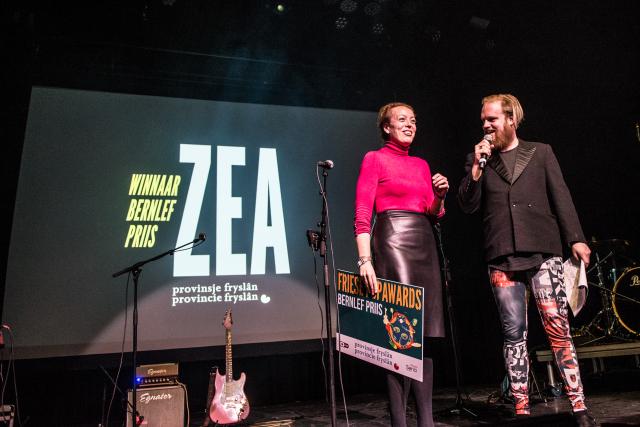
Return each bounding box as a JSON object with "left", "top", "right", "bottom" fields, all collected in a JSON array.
[{"left": 384, "top": 106, "right": 416, "bottom": 147}]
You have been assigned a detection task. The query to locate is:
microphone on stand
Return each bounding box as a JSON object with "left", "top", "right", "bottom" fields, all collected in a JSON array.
[
  {"left": 317, "top": 160, "right": 334, "bottom": 169},
  {"left": 193, "top": 232, "right": 206, "bottom": 243},
  {"left": 479, "top": 134, "right": 493, "bottom": 170}
]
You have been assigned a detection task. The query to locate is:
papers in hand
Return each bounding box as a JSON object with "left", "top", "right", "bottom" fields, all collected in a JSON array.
[{"left": 563, "top": 258, "right": 588, "bottom": 316}]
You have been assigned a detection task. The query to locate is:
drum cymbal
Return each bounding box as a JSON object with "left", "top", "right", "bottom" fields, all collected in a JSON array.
[{"left": 589, "top": 238, "right": 632, "bottom": 251}]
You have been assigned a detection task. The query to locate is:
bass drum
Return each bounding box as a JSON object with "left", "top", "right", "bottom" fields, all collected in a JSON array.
[{"left": 612, "top": 267, "right": 640, "bottom": 336}]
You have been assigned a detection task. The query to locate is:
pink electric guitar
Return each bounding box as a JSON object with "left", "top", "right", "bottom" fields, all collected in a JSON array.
[{"left": 209, "top": 309, "right": 250, "bottom": 424}]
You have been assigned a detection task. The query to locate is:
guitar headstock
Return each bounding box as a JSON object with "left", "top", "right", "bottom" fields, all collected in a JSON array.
[{"left": 223, "top": 309, "right": 233, "bottom": 331}]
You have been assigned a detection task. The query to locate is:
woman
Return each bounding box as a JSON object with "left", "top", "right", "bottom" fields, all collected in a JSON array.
[{"left": 354, "top": 102, "right": 448, "bottom": 427}]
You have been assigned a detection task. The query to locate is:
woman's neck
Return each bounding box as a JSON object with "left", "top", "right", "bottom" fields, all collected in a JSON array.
[{"left": 383, "top": 139, "right": 410, "bottom": 155}]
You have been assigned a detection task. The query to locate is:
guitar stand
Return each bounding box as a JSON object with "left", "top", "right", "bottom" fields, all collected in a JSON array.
[{"left": 201, "top": 366, "right": 219, "bottom": 427}]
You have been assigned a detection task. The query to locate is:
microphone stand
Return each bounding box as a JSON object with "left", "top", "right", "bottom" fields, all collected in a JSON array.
[
  {"left": 99, "top": 365, "right": 139, "bottom": 425},
  {"left": 112, "top": 235, "right": 204, "bottom": 427},
  {"left": 309, "top": 167, "right": 337, "bottom": 426},
  {"left": 433, "top": 222, "right": 477, "bottom": 418}
]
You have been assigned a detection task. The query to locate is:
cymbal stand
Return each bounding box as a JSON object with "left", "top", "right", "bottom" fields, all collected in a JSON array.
[
  {"left": 596, "top": 252, "right": 615, "bottom": 334},
  {"left": 579, "top": 251, "right": 626, "bottom": 344}
]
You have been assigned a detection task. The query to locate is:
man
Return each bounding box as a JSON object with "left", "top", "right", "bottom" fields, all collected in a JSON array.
[{"left": 457, "top": 94, "right": 595, "bottom": 426}]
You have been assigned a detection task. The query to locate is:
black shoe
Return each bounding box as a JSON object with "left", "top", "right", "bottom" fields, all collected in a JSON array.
[{"left": 573, "top": 410, "right": 597, "bottom": 427}]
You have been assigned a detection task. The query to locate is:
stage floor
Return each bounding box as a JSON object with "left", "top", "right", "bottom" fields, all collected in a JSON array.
[{"left": 192, "top": 370, "right": 640, "bottom": 426}]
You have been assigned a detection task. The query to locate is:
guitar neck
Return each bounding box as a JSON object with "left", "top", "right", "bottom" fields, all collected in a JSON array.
[{"left": 225, "top": 328, "right": 233, "bottom": 382}]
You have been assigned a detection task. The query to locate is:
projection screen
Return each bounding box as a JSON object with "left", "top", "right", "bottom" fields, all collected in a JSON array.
[{"left": 4, "top": 87, "right": 378, "bottom": 359}]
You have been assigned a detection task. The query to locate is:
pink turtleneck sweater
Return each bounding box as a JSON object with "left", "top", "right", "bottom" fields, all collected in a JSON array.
[{"left": 354, "top": 141, "right": 441, "bottom": 236}]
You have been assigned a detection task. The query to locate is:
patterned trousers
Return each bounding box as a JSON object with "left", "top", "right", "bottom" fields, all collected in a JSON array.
[{"left": 489, "top": 257, "right": 586, "bottom": 415}]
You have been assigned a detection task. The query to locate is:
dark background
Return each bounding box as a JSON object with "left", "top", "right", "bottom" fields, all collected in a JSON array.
[{"left": 2, "top": 0, "right": 639, "bottom": 425}]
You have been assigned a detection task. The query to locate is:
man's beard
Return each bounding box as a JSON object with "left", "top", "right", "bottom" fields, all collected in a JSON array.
[{"left": 492, "top": 129, "right": 514, "bottom": 151}]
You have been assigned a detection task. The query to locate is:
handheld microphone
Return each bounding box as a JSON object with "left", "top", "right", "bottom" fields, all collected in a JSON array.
[
  {"left": 317, "top": 160, "right": 334, "bottom": 169},
  {"left": 479, "top": 134, "right": 493, "bottom": 170}
]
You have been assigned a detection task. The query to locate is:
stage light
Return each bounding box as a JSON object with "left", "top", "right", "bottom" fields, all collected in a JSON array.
[
  {"left": 364, "top": 2, "right": 381, "bottom": 16},
  {"left": 266, "top": 1, "right": 288, "bottom": 15},
  {"left": 469, "top": 16, "right": 490, "bottom": 31},
  {"left": 372, "top": 22, "right": 384, "bottom": 35},
  {"left": 335, "top": 16, "right": 348, "bottom": 29},
  {"left": 400, "top": 0, "right": 418, "bottom": 16},
  {"left": 424, "top": 25, "right": 441, "bottom": 45},
  {"left": 340, "top": 0, "right": 358, "bottom": 14}
]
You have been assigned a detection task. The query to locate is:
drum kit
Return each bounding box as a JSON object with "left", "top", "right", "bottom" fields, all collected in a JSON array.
[{"left": 572, "top": 238, "right": 640, "bottom": 344}]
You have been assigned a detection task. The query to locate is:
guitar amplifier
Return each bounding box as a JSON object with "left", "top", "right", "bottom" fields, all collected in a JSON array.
[
  {"left": 126, "top": 385, "right": 185, "bottom": 427},
  {"left": 136, "top": 362, "right": 179, "bottom": 387}
]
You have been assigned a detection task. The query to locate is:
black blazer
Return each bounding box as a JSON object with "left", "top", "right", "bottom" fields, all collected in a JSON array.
[{"left": 457, "top": 139, "right": 586, "bottom": 262}]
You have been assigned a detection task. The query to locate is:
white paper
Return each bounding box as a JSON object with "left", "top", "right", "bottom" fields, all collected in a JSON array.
[{"left": 563, "top": 258, "right": 588, "bottom": 316}]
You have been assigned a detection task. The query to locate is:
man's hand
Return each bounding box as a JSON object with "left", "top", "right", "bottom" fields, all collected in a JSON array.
[
  {"left": 571, "top": 242, "right": 591, "bottom": 267},
  {"left": 472, "top": 138, "right": 494, "bottom": 180}
]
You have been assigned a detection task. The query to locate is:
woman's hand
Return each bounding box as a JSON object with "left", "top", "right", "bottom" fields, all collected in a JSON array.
[
  {"left": 356, "top": 234, "right": 379, "bottom": 294},
  {"left": 359, "top": 258, "right": 379, "bottom": 294},
  {"left": 432, "top": 173, "right": 449, "bottom": 199}
]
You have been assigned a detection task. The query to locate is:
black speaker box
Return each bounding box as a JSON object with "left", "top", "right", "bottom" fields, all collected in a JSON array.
[{"left": 126, "top": 385, "right": 185, "bottom": 427}]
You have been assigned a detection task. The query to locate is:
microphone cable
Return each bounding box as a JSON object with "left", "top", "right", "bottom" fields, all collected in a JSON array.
[{"left": 313, "top": 163, "right": 351, "bottom": 426}]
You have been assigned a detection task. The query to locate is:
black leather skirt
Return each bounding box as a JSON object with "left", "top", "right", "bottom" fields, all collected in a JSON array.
[{"left": 372, "top": 210, "right": 445, "bottom": 338}]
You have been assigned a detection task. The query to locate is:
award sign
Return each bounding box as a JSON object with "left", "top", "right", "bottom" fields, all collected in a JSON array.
[{"left": 336, "top": 270, "right": 424, "bottom": 381}]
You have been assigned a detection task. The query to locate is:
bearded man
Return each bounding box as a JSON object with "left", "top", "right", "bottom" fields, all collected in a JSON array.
[{"left": 457, "top": 94, "right": 595, "bottom": 426}]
